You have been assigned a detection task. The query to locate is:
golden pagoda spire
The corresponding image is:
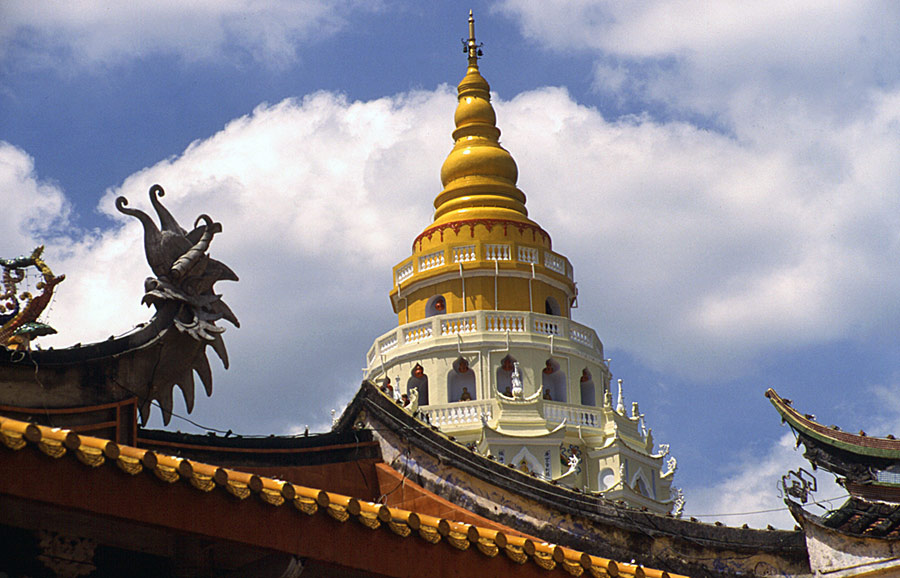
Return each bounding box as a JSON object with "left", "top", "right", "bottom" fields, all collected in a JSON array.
[
  {"left": 431, "top": 11, "right": 534, "bottom": 227},
  {"left": 465, "top": 9, "right": 482, "bottom": 65}
]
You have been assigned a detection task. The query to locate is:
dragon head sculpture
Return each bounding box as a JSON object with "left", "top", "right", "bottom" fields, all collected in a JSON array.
[{"left": 117, "top": 184, "right": 239, "bottom": 424}]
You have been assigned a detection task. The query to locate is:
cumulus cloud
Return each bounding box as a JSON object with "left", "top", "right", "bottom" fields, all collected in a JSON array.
[
  {"left": 6, "top": 75, "right": 900, "bottom": 435},
  {"left": 684, "top": 433, "right": 845, "bottom": 529},
  {"left": 14, "top": 88, "right": 455, "bottom": 434},
  {"left": 0, "top": 0, "right": 380, "bottom": 68},
  {"left": 497, "top": 87, "right": 900, "bottom": 379},
  {"left": 0, "top": 143, "right": 71, "bottom": 245},
  {"left": 498, "top": 1, "right": 900, "bottom": 133}
]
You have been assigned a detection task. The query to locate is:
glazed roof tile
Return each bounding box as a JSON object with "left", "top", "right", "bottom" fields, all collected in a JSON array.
[
  {"left": 766, "top": 388, "right": 900, "bottom": 459},
  {"left": 821, "top": 497, "right": 900, "bottom": 538},
  {"left": 0, "top": 415, "right": 685, "bottom": 578}
]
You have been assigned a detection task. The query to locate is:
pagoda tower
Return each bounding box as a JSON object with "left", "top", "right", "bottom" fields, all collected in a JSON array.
[{"left": 364, "top": 12, "right": 676, "bottom": 512}]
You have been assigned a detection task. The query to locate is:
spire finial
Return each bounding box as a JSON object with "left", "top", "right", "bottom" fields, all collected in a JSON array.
[{"left": 463, "top": 10, "right": 483, "bottom": 65}]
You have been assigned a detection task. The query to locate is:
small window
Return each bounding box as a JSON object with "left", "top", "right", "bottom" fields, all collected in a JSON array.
[
  {"left": 426, "top": 295, "right": 446, "bottom": 317},
  {"left": 545, "top": 296, "right": 561, "bottom": 316}
]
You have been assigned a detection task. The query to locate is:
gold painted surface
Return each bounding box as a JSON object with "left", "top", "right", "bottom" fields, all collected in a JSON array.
[
  {"left": 292, "top": 496, "right": 318, "bottom": 515},
  {"left": 75, "top": 446, "right": 105, "bottom": 468}
]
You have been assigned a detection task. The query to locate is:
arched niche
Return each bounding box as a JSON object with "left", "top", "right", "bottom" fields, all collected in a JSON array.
[
  {"left": 579, "top": 368, "right": 596, "bottom": 406},
  {"left": 598, "top": 467, "right": 616, "bottom": 492},
  {"left": 447, "top": 357, "right": 476, "bottom": 402},
  {"left": 632, "top": 468, "right": 655, "bottom": 499},
  {"left": 406, "top": 363, "right": 429, "bottom": 406},
  {"left": 496, "top": 354, "right": 517, "bottom": 396},
  {"left": 510, "top": 447, "right": 542, "bottom": 477},
  {"left": 541, "top": 358, "right": 567, "bottom": 402},
  {"left": 545, "top": 296, "right": 561, "bottom": 316},
  {"left": 425, "top": 295, "right": 446, "bottom": 317}
]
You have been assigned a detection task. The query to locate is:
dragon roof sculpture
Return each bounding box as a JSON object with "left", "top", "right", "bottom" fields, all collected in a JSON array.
[
  {"left": 0, "top": 246, "right": 65, "bottom": 350},
  {"left": 0, "top": 184, "right": 239, "bottom": 430},
  {"left": 115, "top": 184, "right": 240, "bottom": 423}
]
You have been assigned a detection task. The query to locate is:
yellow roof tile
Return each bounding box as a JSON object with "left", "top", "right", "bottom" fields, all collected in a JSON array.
[{"left": 0, "top": 414, "right": 687, "bottom": 578}]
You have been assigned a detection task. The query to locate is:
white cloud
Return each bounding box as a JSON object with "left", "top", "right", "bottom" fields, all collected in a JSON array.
[
  {"left": 0, "top": 0, "right": 380, "bottom": 68},
  {"left": 0, "top": 142, "right": 71, "bottom": 245},
  {"left": 684, "top": 433, "right": 845, "bottom": 529},
  {"left": 14, "top": 88, "right": 456, "bottom": 433},
  {"left": 5, "top": 75, "right": 900, "bottom": 433},
  {"left": 498, "top": 1, "right": 900, "bottom": 135},
  {"left": 496, "top": 87, "right": 900, "bottom": 379}
]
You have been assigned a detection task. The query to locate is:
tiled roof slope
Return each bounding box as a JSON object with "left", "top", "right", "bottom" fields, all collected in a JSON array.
[{"left": 0, "top": 415, "right": 684, "bottom": 578}]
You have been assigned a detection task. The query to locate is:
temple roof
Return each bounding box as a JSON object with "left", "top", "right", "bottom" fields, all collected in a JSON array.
[
  {"left": 0, "top": 414, "right": 677, "bottom": 578},
  {"left": 767, "top": 388, "right": 900, "bottom": 460}
]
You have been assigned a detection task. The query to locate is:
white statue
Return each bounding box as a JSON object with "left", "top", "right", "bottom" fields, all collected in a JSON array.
[
  {"left": 511, "top": 361, "right": 524, "bottom": 399},
  {"left": 666, "top": 456, "right": 678, "bottom": 475},
  {"left": 672, "top": 487, "right": 686, "bottom": 518}
]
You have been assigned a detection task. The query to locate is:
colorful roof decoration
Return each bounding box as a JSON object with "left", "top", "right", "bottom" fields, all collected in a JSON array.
[
  {"left": 766, "top": 388, "right": 900, "bottom": 460},
  {"left": 0, "top": 245, "right": 64, "bottom": 350},
  {"left": 0, "top": 414, "right": 684, "bottom": 578}
]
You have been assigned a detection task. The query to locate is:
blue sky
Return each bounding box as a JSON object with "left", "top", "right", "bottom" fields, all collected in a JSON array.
[{"left": 4, "top": 1, "right": 900, "bottom": 528}]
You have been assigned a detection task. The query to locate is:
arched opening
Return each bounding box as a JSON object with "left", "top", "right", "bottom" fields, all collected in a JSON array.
[
  {"left": 632, "top": 469, "right": 655, "bottom": 499},
  {"left": 635, "top": 478, "right": 652, "bottom": 498},
  {"left": 496, "top": 354, "right": 517, "bottom": 396},
  {"left": 447, "top": 357, "right": 476, "bottom": 402},
  {"left": 425, "top": 295, "right": 446, "bottom": 317},
  {"left": 545, "top": 296, "right": 561, "bottom": 316},
  {"left": 510, "top": 448, "right": 542, "bottom": 476},
  {"left": 541, "top": 358, "right": 567, "bottom": 402},
  {"left": 579, "top": 368, "right": 596, "bottom": 406},
  {"left": 598, "top": 467, "right": 616, "bottom": 491},
  {"left": 407, "top": 363, "right": 429, "bottom": 406}
]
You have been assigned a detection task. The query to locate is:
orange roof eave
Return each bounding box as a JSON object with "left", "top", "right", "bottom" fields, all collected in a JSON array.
[{"left": 0, "top": 415, "right": 684, "bottom": 578}]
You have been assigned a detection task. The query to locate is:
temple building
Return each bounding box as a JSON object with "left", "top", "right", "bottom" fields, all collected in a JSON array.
[
  {"left": 768, "top": 389, "right": 900, "bottom": 577},
  {"left": 3, "top": 12, "right": 858, "bottom": 578},
  {"left": 364, "top": 12, "right": 675, "bottom": 512}
]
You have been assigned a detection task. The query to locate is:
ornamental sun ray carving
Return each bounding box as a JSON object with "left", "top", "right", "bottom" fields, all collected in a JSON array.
[{"left": 116, "top": 184, "right": 239, "bottom": 424}]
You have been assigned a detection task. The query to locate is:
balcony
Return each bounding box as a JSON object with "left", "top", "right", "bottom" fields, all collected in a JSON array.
[
  {"left": 366, "top": 310, "right": 604, "bottom": 369},
  {"left": 392, "top": 243, "right": 574, "bottom": 289}
]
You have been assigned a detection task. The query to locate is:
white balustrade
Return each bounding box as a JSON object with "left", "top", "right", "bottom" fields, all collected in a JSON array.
[
  {"left": 518, "top": 246, "right": 539, "bottom": 264},
  {"left": 544, "top": 252, "right": 566, "bottom": 276},
  {"left": 570, "top": 326, "right": 593, "bottom": 348},
  {"left": 534, "top": 318, "right": 560, "bottom": 335},
  {"left": 484, "top": 244, "right": 511, "bottom": 261},
  {"left": 378, "top": 333, "right": 398, "bottom": 354},
  {"left": 419, "top": 250, "right": 445, "bottom": 272},
  {"left": 543, "top": 402, "right": 602, "bottom": 428},
  {"left": 486, "top": 313, "right": 526, "bottom": 332},
  {"left": 366, "top": 312, "right": 605, "bottom": 371},
  {"left": 441, "top": 315, "right": 477, "bottom": 335},
  {"left": 396, "top": 261, "right": 414, "bottom": 284},
  {"left": 423, "top": 400, "right": 494, "bottom": 428},
  {"left": 452, "top": 245, "right": 477, "bottom": 263},
  {"left": 404, "top": 322, "right": 433, "bottom": 344}
]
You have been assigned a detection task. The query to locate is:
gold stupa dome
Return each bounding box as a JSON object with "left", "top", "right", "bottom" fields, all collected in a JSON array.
[{"left": 432, "top": 11, "right": 531, "bottom": 226}]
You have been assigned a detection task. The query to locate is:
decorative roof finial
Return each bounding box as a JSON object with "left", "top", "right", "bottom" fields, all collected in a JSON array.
[
  {"left": 463, "top": 10, "right": 483, "bottom": 65},
  {"left": 616, "top": 379, "right": 625, "bottom": 414}
]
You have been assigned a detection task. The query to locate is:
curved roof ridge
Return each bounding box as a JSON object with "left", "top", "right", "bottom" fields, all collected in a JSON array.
[{"left": 0, "top": 414, "right": 683, "bottom": 578}]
